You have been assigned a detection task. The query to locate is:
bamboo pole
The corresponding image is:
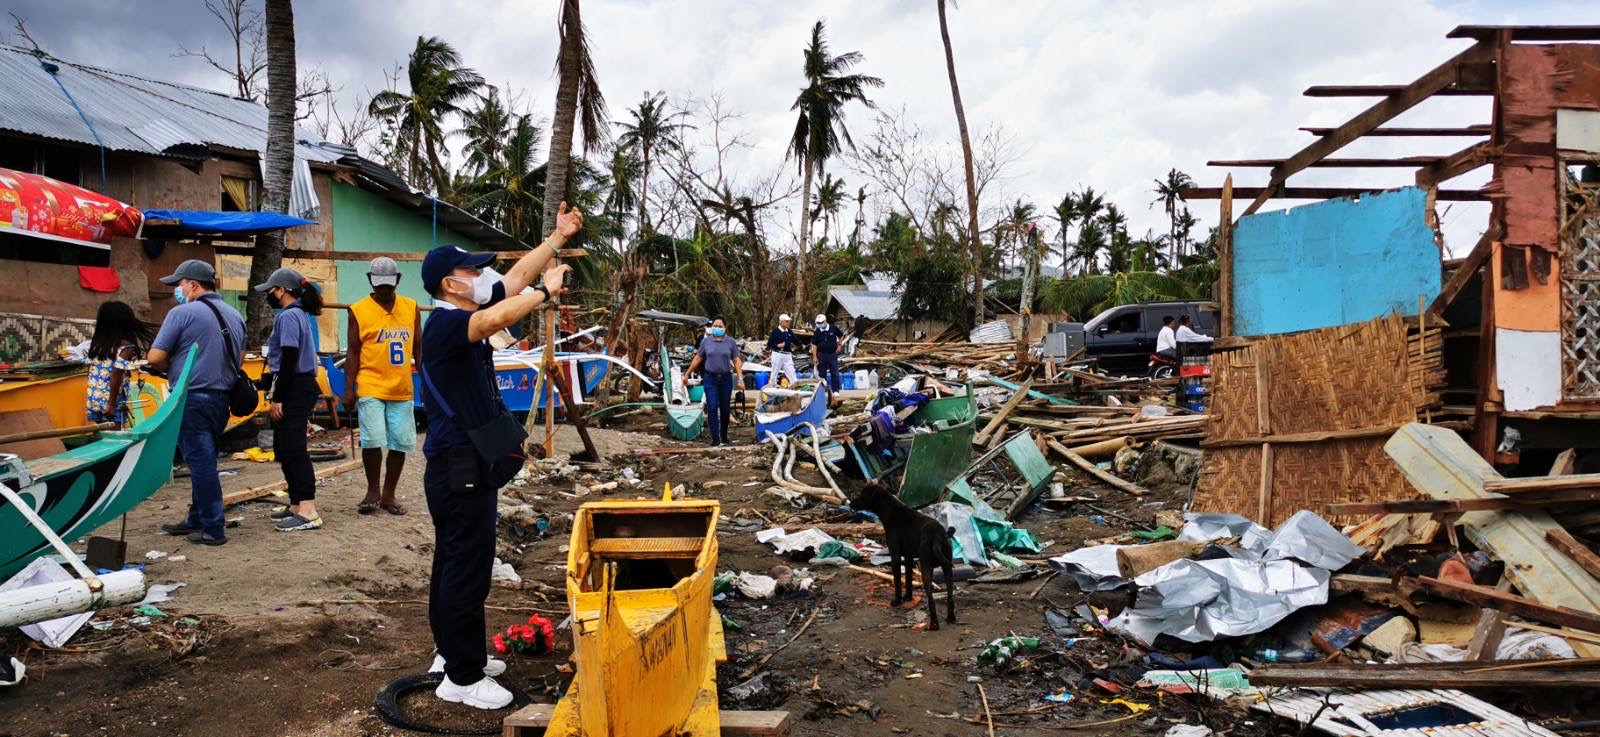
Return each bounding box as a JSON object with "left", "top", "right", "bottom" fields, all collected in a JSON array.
[{"left": 0, "top": 422, "right": 116, "bottom": 445}]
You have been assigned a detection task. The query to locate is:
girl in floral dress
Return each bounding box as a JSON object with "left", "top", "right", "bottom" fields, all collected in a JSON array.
[{"left": 85, "top": 301, "right": 156, "bottom": 425}]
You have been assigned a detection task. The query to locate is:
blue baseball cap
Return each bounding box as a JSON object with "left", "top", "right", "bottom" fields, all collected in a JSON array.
[{"left": 421, "top": 245, "right": 497, "bottom": 295}]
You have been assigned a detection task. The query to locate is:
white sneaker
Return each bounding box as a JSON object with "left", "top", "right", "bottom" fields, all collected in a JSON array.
[
  {"left": 429, "top": 653, "right": 507, "bottom": 677},
  {"left": 434, "top": 674, "right": 514, "bottom": 710}
]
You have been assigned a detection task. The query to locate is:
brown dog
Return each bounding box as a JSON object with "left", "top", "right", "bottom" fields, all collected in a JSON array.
[{"left": 850, "top": 482, "right": 957, "bottom": 630}]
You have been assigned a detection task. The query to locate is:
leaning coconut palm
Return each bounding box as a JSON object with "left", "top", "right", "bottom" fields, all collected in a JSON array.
[
  {"left": 614, "top": 91, "right": 692, "bottom": 243},
  {"left": 368, "top": 36, "right": 485, "bottom": 194},
  {"left": 543, "top": 0, "right": 607, "bottom": 237},
  {"left": 937, "top": 0, "right": 984, "bottom": 328},
  {"left": 1151, "top": 167, "right": 1195, "bottom": 263},
  {"left": 787, "top": 19, "right": 882, "bottom": 311},
  {"left": 249, "top": 0, "right": 295, "bottom": 344}
]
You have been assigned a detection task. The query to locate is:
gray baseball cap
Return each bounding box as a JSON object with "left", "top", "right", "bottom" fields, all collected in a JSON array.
[
  {"left": 253, "top": 267, "right": 305, "bottom": 292},
  {"left": 158, "top": 259, "right": 216, "bottom": 286},
  {"left": 369, "top": 256, "right": 399, "bottom": 276}
]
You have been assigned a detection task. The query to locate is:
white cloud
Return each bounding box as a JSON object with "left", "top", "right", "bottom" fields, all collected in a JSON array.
[{"left": 10, "top": 0, "right": 1592, "bottom": 254}]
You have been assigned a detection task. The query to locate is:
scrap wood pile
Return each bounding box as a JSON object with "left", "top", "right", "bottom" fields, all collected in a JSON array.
[{"left": 849, "top": 338, "right": 1029, "bottom": 379}]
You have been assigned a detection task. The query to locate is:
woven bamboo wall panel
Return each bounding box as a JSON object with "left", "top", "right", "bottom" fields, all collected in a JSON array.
[{"left": 1193, "top": 314, "right": 1442, "bottom": 526}]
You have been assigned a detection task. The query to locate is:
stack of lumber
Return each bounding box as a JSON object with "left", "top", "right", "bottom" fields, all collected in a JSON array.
[{"left": 0, "top": 359, "right": 85, "bottom": 381}]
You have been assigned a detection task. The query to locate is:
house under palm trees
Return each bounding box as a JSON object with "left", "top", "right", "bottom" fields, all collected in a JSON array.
[{"left": 824, "top": 272, "right": 950, "bottom": 342}]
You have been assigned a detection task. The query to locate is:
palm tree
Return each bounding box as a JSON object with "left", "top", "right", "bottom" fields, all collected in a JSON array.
[
  {"left": 938, "top": 0, "right": 984, "bottom": 328},
  {"left": 1044, "top": 270, "right": 1197, "bottom": 321},
  {"left": 1151, "top": 168, "right": 1195, "bottom": 263},
  {"left": 787, "top": 19, "right": 882, "bottom": 310},
  {"left": 249, "top": 0, "right": 295, "bottom": 344},
  {"left": 615, "top": 91, "right": 692, "bottom": 244},
  {"left": 1051, "top": 193, "right": 1077, "bottom": 274},
  {"left": 813, "top": 173, "right": 847, "bottom": 246},
  {"left": 604, "top": 147, "right": 640, "bottom": 252},
  {"left": 368, "top": 36, "right": 485, "bottom": 194},
  {"left": 466, "top": 114, "right": 544, "bottom": 242},
  {"left": 461, "top": 88, "right": 513, "bottom": 178},
  {"left": 1074, "top": 219, "right": 1107, "bottom": 276},
  {"left": 542, "top": 0, "right": 607, "bottom": 237}
]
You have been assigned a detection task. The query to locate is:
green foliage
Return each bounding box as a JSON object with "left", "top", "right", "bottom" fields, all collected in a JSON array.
[{"left": 1042, "top": 271, "right": 1202, "bottom": 322}]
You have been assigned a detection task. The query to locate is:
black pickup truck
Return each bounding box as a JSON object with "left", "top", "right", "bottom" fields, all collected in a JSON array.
[{"left": 1073, "top": 300, "right": 1216, "bottom": 375}]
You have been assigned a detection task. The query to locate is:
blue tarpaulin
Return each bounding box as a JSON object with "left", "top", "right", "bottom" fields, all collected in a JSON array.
[{"left": 140, "top": 209, "right": 314, "bottom": 236}]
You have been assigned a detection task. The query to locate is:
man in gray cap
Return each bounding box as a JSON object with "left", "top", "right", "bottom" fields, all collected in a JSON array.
[
  {"left": 344, "top": 256, "right": 421, "bottom": 516},
  {"left": 146, "top": 259, "right": 246, "bottom": 546}
]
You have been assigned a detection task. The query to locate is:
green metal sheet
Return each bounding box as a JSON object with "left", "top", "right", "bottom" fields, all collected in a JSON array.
[
  {"left": 896, "top": 390, "right": 977, "bottom": 508},
  {"left": 1385, "top": 422, "right": 1600, "bottom": 657}
]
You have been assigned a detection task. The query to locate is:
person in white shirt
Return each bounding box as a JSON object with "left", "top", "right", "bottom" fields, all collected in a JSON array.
[
  {"left": 1155, "top": 315, "right": 1178, "bottom": 359},
  {"left": 1176, "top": 314, "right": 1214, "bottom": 345}
]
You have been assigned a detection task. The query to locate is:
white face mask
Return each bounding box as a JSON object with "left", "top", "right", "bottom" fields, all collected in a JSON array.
[{"left": 445, "top": 270, "right": 497, "bottom": 305}]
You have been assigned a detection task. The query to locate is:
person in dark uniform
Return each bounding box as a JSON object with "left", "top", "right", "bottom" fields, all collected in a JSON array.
[
  {"left": 416, "top": 202, "right": 582, "bottom": 710},
  {"left": 810, "top": 313, "right": 844, "bottom": 395}
]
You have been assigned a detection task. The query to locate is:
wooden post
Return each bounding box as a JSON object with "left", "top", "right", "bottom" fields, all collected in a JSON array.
[
  {"left": 1256, "top": 348, "right": 1274, "bottom": 523},
  {"left": 543, "top": 305, "right": 559, "bottom": 459},
  {"left": 1218, "top": 174, "right": 1234, "bottom": 339}
]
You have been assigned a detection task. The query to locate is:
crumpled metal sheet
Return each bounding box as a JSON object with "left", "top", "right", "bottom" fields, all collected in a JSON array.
[
  {"left": 1047, "top": 544, "right": 1130, "bottom": 591},
  {"left": 1178, "top": 513, "right": 1269, "bottom": 544},
  {"left": 1258, "top": 510, "right": 1366, "bottom": 570},
  {"left": 1111, "top": 557, "right": 1332, "bottom": 645},
  {"left": 928, "top": 501, "right": 990, "bottom": 566}
]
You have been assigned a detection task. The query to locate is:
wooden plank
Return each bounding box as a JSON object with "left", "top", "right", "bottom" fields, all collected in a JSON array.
[
  {"left": 1183, "top": 186, "right": 1488, "bottom": 201},
  {"left": 1249, "top": 662, "right": 1600, "bottom": 689},
  {"left": 1303, "top": 83, "right": 1491, "bottom": 97},
  {"left": 1045, "top": 439, "right": 1148, "bottom": 496},
  {"left": 1484, "top": 473, "right": 1600, "bottom": 495},
  {"left": 1218, "top": 174, "right": 1233, "bottom": 339},
  {"left": 1240, "top": 40, "right": 1495, "bottom": 216},
  {"left": 1428, "top": 223, "right": 1499, "bottom": 316},
  {"left": 1209, "top": 156, "right": 1446, "bottom": 168},
  {"left": 504, "top": 705, "right": 790, "bottom": 736},
  {"left": 220, "top": 459, "right": 364, "bottom": 505},
  {"left": 1417, "top": 141, "right": 1495, "bottom": 188},
  {"left": 0, "top": 422, "right": 115, "bottom": 445},
  {"left": 1551, "top": 448, "right": 1578, "bottom": 476},
  {"left": 1206, "top": 420, "right": 1471, "bottom": 448},
  {"left": 1465, "top": 575, "right": 1514, "bottom": 660},
  {"left": 1300, "top": 125, "right": 1491, "bottom": 137},
  {"left": 1547, "top": 528, "right": 1600, "bottom": 584},
  {"left": 1403, "top": 576, "right": 1600, "bottom": 634},
  {"left": 1255, "top": 352, "right": 1273, "bottom": 523},
  {"left": 1448, "top": 24, "right": 1600, "bottom": 42},
  {"left": 1326, "top": 492, "right": 1600, "bottom": 515},
  {"left": 972, "top": 379, "right": 1034, "bottom": 446}
]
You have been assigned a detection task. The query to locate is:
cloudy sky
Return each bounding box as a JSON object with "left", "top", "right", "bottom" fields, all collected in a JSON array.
[{"left": 6, "top": 0, "right": 1597, "bottom": 255}]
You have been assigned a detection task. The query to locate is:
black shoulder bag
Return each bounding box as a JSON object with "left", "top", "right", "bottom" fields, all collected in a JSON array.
[
  {"left": 197, "top": 298, "right": 261, "bottom": 417},
  {"left": 421, "top": 363, "right": 529, "bottom": 491}
]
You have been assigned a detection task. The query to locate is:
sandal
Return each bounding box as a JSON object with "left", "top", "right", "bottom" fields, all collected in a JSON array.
[
  {"left": 379, "top": 501, "right": 408, "bottom": 516},
  {"left": 357, "top": 499, "right": 380, "bottom": 515}
]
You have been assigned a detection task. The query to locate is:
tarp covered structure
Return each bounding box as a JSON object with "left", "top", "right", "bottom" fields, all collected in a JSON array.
[
  {"left": 139, "top": 209, "right": 314, "bottom": 238},
  {"left": 0, "top": 166, "right": 141, "bottom": 249}
]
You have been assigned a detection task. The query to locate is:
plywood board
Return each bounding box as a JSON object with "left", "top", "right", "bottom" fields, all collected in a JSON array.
[{"left": 1495, "top": 327, "right": 1562, "bottom": 411}]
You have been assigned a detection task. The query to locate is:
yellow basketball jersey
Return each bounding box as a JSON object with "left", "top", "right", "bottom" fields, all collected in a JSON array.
[{"left": 350, "top": 295, "right": 417, "bottom": 400}]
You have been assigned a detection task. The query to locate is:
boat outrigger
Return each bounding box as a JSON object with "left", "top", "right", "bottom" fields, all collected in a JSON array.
[{"left": 0, "top": 348, "right": 196, "bottom": 628}]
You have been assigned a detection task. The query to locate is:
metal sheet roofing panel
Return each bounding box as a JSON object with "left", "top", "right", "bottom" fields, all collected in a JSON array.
[{"left": 828, "top": 286, "right": 900, "bottom": 320}]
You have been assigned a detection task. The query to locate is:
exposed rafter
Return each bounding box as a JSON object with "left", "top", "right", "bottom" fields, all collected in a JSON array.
[
  {"left": 1300, "top": 125, "right": 1491, "bottom": 137},
  {"left": 1210, "top": 156, "right": 1445, "bottom": 168},
  {"left": 1416, "top": 141, "right": 1497, "bottom": 188},
  {"left": 1184, "top": 186, "right": 1488, "bottom": 202},
  {"left": 1240, "top": 40, "right": 1497, "bottom": 217},
  {"left": 1304, "top": 84, "right": 1491, "bottom": 97},
  {"left": 1448, "top": 25, "right": 1600, "bottom": 42}
]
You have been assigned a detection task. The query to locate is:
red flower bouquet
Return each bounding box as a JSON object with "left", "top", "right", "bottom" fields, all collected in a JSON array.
[{"left": 493, "top": 614, "right": 558, "bottom": 656}]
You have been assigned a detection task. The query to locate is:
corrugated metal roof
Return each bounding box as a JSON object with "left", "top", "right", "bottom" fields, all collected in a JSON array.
[
  {"left": 0, "top": 44, "right": 336, "bottom": 217},
  {"left": 969, "top": 319, "right": 1014, "bottom": 344},
  {"left": 828, "top": 286, "right": 900, "bottom": 320}
]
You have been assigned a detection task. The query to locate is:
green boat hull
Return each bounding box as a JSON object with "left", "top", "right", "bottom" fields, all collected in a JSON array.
[{"left": 0, "top": 349, "right": 195, "bottom": 579}]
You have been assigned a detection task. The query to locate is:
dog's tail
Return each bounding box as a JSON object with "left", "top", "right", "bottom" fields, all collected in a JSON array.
[{"left": 939, "top": 526, "right": 957, "bottom": 563}]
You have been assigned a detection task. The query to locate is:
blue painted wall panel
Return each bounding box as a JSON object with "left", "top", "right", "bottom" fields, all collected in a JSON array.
[{"left": 1232, "top": 187, "right": 1440, "bottom": 336}]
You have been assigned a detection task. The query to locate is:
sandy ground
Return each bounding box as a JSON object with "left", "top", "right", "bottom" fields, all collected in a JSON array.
[{"left": 2, "top": 416, "right": 1590, "bottom": 737}]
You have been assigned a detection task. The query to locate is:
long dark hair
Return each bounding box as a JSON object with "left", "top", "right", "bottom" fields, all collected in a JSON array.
[
  {"left": 291, "top": 279, "right": 324, "bottom": 316},
  {"left": 89, "top": 301, "right": 156, "bottom": 360}
]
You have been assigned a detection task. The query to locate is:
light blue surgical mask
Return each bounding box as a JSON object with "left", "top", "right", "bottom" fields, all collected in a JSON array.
[
  {"left": 174, "top": 286, "right": 187, "bottom": 305},
  {"left": 711, "top": 327, "right": 726, "bottom": 338}
]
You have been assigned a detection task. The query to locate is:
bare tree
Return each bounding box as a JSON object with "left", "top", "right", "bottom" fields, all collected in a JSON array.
[{"left": 178, "top": 0, "right": 267, "bottom": 100}]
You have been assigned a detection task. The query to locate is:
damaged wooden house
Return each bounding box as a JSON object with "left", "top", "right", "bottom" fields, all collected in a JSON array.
[{"left": 1182, "top": 25, "right": 1600, "bottom": 526}]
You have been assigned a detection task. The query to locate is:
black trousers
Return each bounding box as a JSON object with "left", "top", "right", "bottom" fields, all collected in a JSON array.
[
  {"left": 423, "top": 452, "right": 498, "bottom": 686},
  {"left": 274, "top": 375, "right": 319, "bottom": 505}
]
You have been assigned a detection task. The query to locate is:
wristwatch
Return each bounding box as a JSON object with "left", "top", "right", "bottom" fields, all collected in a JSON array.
[{"left": 533, "top": 284, "right": 551, "bottom": 301}]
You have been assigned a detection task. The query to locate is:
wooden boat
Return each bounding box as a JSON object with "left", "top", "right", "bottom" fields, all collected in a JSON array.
[
  {"left": 754, "top": 380, "right": 829, "bottom": 439},
  {"left": 0, "top": 348, "right": 195, "bottom": 580},
  {"left": 849, "top": 386, "right": 978, "bottom": 508},
  {"left": 548, "top": 490, "right": 725, "bottom": 736},
  {"left": 0, "top": 354, "right": 270, "bottom": 433}
]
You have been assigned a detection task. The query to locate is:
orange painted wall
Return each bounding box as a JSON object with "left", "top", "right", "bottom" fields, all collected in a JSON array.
[{"left": 1490, "top": 242, "right": 1561, "bottom": 332}]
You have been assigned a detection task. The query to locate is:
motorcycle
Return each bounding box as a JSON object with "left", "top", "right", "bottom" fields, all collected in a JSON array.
[{"left": 1147, "top": 351, "right": 1178, "bottom": 379}]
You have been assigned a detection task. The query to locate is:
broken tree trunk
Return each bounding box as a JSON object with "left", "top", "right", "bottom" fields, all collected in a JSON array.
[{"left": 1045, "top": 439, "right": 1148, "bottom": 496}]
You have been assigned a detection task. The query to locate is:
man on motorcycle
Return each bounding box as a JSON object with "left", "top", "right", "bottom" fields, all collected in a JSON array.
[{"left": 1155, "top": 315, "right": 1178, "bottom": 361}]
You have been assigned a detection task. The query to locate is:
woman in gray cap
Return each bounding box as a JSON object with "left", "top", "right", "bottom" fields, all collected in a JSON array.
[{"left": 256, "top": 267, "right": 326, "bottom": 532}]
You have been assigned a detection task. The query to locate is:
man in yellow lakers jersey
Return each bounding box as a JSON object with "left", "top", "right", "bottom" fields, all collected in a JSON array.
[{"left": 343, "top": 257, "right": 421, "bottom": 515}]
